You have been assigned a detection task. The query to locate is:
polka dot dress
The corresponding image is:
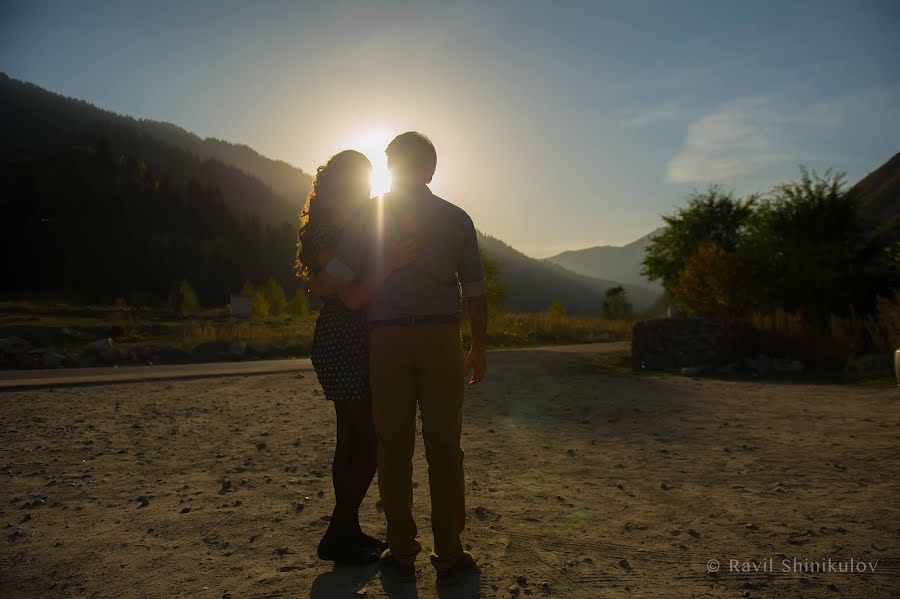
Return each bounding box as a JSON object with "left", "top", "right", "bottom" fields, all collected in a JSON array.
[{"left": 307, "top": 224, "right": 370, "bottom": 402}]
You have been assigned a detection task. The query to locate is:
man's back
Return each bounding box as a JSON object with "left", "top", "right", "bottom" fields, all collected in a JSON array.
[{"left": 327, "top": 186, "right": 486, "bottom": 321}]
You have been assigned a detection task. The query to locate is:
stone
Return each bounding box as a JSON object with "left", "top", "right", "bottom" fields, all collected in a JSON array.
[
  {"left": 192, "top": 341, "right": 231, "bottom": 362},
  {"left": 679, "top": 366, "right": 704, "bottom": 376},
  {"left": 516, "top": 575, "right": 528, "bottom": 586},
  {"left": 851, "top": 353, "right": 891, "bottom": 378},
  {"left": 97, "top": 349, "right": 122, "bottom": 365},
  {"left": 745, "top": 355, "right": 772, "bottom": 375},
  {"left": 41, "top": 351, "right": 65, "bottom": 369},
  {"left": 619, "top": 558, "right": 633, "bottom": 571},
  {"left": 632, "top": 318, "right": 756, "bottom": 372},
  {"left": 77, "top": 353, "right": 98, "bottom": 368},
  {"left": 0, "top": 337, "right": 30, "bottom": 354},
  {"left": 83, "top": 338, "right": 113, "bottom": 354},
  {"left": 716, "top": 362, "right": 737, "bottom": 375},
  {"left": 154, "top": 346, "right": 192, "bottom": 364},
  {"left": 247, "top": 342, "right": 270, "bottom": 357}
]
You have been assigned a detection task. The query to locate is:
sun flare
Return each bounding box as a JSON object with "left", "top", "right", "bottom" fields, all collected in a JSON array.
[{"left": 348, "top": 130, "right": 393, "bottom": 197}]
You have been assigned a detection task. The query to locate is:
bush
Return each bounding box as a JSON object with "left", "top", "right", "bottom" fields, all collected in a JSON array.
[
  {"left": 288, "top": 289, "right": 309, "bottom": 317},
  {"left": 261, "top": 277, "right": 288, "bottom": 316},
  {"left": 252, "top": 292, "right": 270, "bottom": 319},
  {"left": 169, "top": 279, "right": 200, "bottom": 315},
  {"left": 545, "top": 300, "right": 567, "bottom": 319},
  {"left": 601, "top": 285, "right": 633, "bottom": 320}
]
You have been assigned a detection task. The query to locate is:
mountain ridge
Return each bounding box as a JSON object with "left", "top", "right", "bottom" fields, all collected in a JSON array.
[
  {"left": 1, "top": 73, "right": 663, "bottom": 312},
  {"left": 545, "top": 228, "right": 664, "bottom": 290},
  {"left": 0, "top": 73, "right": 311, "bottom": 226}
]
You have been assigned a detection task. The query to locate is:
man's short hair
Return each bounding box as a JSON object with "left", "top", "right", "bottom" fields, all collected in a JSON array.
[{"left": 385, "top": 131, "right": 437, "bottom": 184}]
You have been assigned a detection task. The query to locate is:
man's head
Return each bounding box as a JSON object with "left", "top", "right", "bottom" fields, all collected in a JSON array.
[{"left": 386, "top": 131, "right": 437, "bottom": 186}]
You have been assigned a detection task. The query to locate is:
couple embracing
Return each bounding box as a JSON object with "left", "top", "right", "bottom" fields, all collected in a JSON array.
[{"left": 296, "top": 132, "right": 488, "bottom": 587}]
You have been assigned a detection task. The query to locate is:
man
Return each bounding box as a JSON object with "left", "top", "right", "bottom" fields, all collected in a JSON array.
[{"left": 324, "top": 131, "right": 487, "bottom": 586}]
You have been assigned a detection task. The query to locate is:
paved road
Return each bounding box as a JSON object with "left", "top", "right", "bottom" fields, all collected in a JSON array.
[{"left": 0, "top": 342, "right": 629, "bottom": 391}]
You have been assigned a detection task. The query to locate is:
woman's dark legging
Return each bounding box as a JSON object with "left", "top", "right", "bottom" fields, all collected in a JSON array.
[{"left": 324, "top": 397, "right": 378, "bottom": 538}]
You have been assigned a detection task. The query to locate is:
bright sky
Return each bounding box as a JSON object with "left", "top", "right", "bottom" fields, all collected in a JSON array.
[{"left": 2, "top": 1, "right": 898, "bottom": 256}]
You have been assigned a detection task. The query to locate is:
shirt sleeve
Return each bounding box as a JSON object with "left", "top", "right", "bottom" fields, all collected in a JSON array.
[
  {"left": 458, "top": 213, "right": 488, "bottom": 298},
  {"left": 324, "top": 205, "right": 368, "bottom": 286}
]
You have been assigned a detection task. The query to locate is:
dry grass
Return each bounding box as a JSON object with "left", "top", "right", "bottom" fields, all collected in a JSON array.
[
  {"left": 475, "top": 311, "right": 632, "bottom": 348},
  {"left": 749, "top": 292, "right": 900, "bottom": 370},
  {"left": 0, "top": 301, "right": 630, "bottom": 355}
]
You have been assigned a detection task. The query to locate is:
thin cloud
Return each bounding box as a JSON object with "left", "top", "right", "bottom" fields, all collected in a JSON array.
[
  {"left": 619, "top": 101, "right": 687, "bottom": 128},
  {"left": 665, "top": 97, "right": 784, "bottom": 183}
]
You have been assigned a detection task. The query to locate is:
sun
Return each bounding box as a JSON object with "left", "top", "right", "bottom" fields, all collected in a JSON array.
[{"left": 347, "top": 130, "right": 393, "bottom": 197}]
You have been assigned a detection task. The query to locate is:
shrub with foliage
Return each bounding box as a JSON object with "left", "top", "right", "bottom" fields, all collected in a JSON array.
[
  {"left": 262, "top": 276, "right": 288, "bottom": 316},
  {"left": 545, "top": 300, "right": 567, "bottom": 319},
  {"left": 643, "top": 169, "right": 895, "bottom": 322},
  {"left": 287, "top": 289, "right": 309, "bottom": 317},
  {"left": 601, "top": 285, "right": 633, "bottom": 320},
  {"left": 168, "top": 279, "right": 200, "bottom": 315}
]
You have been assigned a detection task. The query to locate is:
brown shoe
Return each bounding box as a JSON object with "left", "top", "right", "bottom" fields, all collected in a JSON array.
[
  {"left": 435, "top": 551, "right": 478, "bottom": 587},
  {"left": 379, "top": 548, "right": 416, "bottom": 583}
]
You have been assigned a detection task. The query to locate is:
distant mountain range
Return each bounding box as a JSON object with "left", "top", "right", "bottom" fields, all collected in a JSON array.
[
  {"left": 849, "top": 151, "right": 900, "bottom": 239},
  {"left": 544, "top": 153, "right": 900, "bottom": 297},
  {"left": 478, "top": 234, "right": 660, "bottom": 313},
  {"left": 545, "top": 228, "right": 664, "bottom": 291},
  {"left": 0, "top": 73, "right": 311, "bottom": 227},
  {"left": 6, "top": 73, "right": 894, "bottom": 314},
  {"left": 1, "top": 73, "right": 666, "bottom": 312}
]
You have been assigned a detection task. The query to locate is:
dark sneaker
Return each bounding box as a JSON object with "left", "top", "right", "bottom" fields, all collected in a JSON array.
[
  {"left": 356, "top": 531, "right": 389, "bottom": 554},
  {"left": 317, "top": 536, "right": 379, "bottom": 565},
  {"left": 435, "top": 551, "right": 478, "bottom": 587},
  {"left": 379, "top": 548, "right": 416, "bottom": 582}
]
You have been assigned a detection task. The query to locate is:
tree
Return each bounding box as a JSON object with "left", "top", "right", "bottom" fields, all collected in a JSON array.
[
  {"left": 673, "top": 242, "right": 747, "bottom": 318},
  {"left": 546, "top": 300, "right": 567, "bottom": 319},
  {"left": 262, "top": 276, "right": 288, "bottom": 316},
  {"left": 742, "top": 168, "right": 880, "bottom": 318},
  {"left": 642, "top": 187, "right": 755, "bottom": 311},
  {"left": 169, "top": 279, "right": 200, "bottom": 315},
  {"left": 287, "top": 289, "right": 308, "bottom": 317},
  {"left": 602, "top": 285, "right": 633, "bottom": 320},
  {"left": 251, "top": 292, "right": 270, "bottom": 319},
  {"left": 480, "top": 248, "right": 505, "bottom": 314}
]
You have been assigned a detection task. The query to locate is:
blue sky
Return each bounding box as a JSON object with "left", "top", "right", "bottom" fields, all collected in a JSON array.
[{"left": 2, "top": 0, "right": 898, "bottom": 256}]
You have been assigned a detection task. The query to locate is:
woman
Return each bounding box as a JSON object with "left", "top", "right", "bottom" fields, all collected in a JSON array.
[{"left": 296, "top": 150, "right": 415, "bottom": 564}]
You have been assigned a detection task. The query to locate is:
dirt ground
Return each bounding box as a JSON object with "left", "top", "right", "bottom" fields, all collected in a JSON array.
[{"left": 1, "top": 347, "right": 898, "bottom": 598}]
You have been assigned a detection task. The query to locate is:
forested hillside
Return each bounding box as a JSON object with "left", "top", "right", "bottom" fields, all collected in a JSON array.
[
  {"left": 478, "top": 234, "right": 659, "bottom": 314},
  {"left": 1, "top": 73, "right": 664, "bottom": 312},
  {"left": 1, "top": 146, "right": 298, "bottom": 305},
  {"left": 546, "top": 228, "right": 664, "bottom": 290},
  {"left": 0, "top": 73, "right": 309, "bottom": 226}
]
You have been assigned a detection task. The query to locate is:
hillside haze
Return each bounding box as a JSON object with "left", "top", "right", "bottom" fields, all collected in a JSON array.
[
  {"left": 1, "top": 73, "right": 663, "bottom": 311},
  {"left": 546, "top": 228, "right": 664, "bottom": 291},
  {"left": 0, "top": 73, "right": 311, "bottom": 226},
  {"left": 479, "top": 234, "right": 659, "bottom": 314}
]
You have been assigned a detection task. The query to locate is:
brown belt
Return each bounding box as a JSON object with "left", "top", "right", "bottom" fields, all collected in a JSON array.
[{"left": 370, "top": 315, "right": 460, "bottom": 328}]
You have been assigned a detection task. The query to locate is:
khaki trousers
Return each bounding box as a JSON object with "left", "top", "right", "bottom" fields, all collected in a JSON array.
[{"left": 369, "top": 323, "right": 466, "bottom": 571}]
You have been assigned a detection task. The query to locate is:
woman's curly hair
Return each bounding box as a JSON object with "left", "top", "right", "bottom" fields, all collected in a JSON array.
[{"left": 295, "top": 150, "right": 372, "bottom": 278}]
